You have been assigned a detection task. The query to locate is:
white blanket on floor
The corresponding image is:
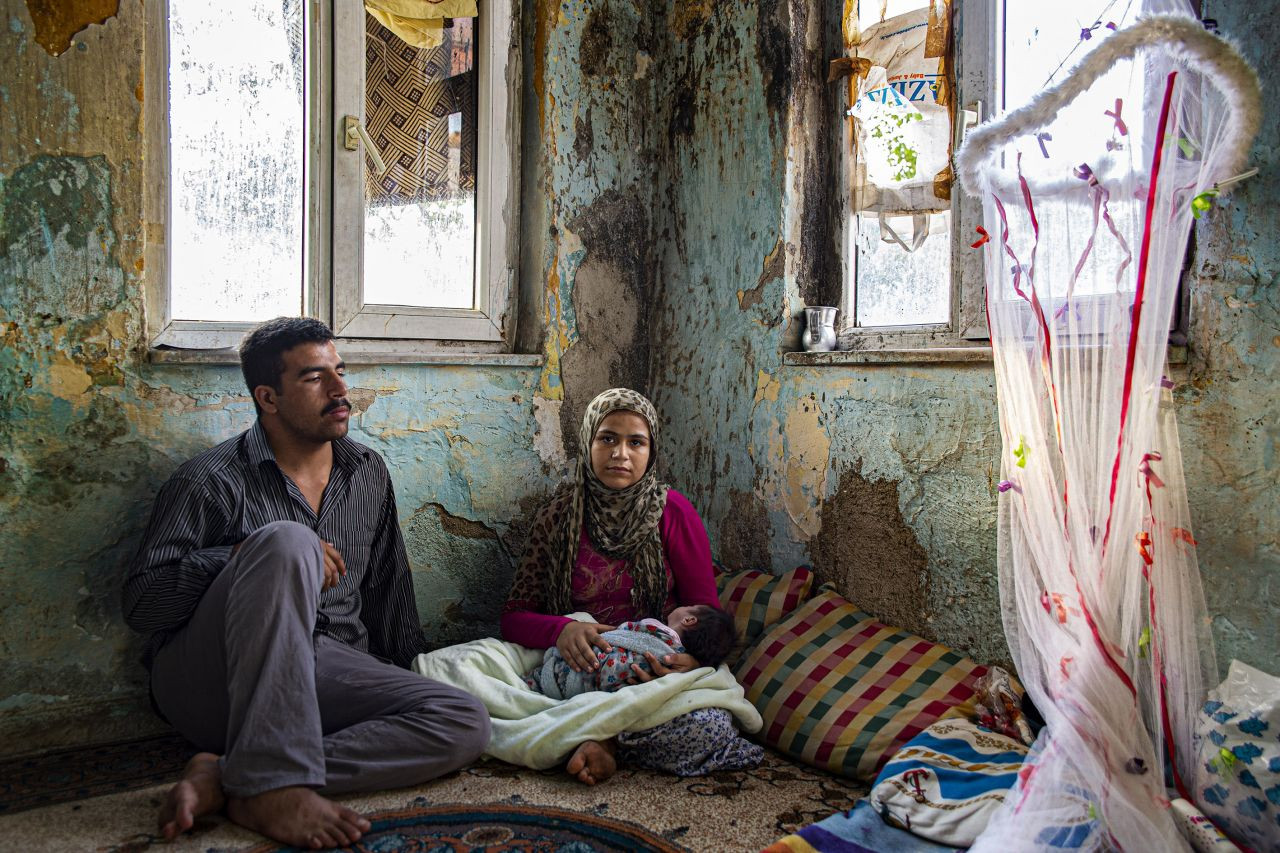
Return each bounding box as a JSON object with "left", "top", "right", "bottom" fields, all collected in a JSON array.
[{"left": 411, "top": 619, "right": 762, "bottom": 770}]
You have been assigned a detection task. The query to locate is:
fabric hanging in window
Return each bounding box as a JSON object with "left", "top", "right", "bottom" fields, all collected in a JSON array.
[
  {"left": 364, "top": 12, "right": 477, "bottom": 205},
  {"left": 364, "top": 0, "right": 477, "bottom": 49}
]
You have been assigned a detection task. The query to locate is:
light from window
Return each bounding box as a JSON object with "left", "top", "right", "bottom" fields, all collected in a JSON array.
[
  {"left": 853, "top": 211, "right": 951, "bottom": 326},
  {"left": 167, "top": 0, "right": 305, "bottom": 322},
  {"left": 1003, "top": 2, "right": 1141, "bottom": 116},
  {"left": 848, "top": 0, "right": 952, "bottom": 329},
  {"left": 361, "top": 15, "right": 477, "bottom": 310},
  {"left": 1002, "top": 1, "right": 1149, "bottom": 302}
]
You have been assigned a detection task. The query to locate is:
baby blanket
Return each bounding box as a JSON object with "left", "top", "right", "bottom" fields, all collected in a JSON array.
[
  {"left": 412, "top": 615, "right": 763, "bottom": 770},
  {"left": 528, "top": 620, "right": 681, "bottom": 699}
]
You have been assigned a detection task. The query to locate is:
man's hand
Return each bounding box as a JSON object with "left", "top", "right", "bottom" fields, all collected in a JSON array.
[
  {"left": 556, "top": 621, "right": 617, "bottom": 673},
  {"left": 629, "top": 651, "right": 698, "bottom": 684},
  {"left": 321, "top": 541, "right": 346, "bottom": 590}
]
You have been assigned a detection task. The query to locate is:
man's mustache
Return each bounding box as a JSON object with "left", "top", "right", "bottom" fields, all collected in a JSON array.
[{"left": 322, "top": 398, "right": 353, "bottom": 415}]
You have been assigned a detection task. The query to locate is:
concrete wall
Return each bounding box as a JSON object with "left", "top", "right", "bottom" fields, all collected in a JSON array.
[{"left": 1, "top": 0, "right": 1275, "bottom": 756}]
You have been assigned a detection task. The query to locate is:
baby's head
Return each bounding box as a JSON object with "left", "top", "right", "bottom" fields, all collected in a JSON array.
[{"left": 666, "top": 605, "right": 737, "bottom": 669}]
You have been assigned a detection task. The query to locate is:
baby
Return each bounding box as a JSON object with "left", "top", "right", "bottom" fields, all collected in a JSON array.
[{"left": 526, "top": 605, "right": 737, "bottom": 700}]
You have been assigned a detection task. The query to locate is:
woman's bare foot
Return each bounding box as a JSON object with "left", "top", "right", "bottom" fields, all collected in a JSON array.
[
  {"left": 158, "top": 752, "right": 226, "bottom": 840},
  {"left": 565, "top": 739, "right": 617, "bottom": 785},
  {"left": 227, "top": 786, "right": 371, "bottom": 850}
]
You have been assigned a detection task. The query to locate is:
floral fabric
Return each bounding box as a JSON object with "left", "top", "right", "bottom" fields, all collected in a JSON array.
[{"left": 618, "top": 707, "right": 765, "bottom": 776}]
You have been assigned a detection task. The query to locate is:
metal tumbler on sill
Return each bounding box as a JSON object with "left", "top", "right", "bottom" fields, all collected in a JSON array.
[{"left": 801, "top": 306, "right": 838, "bottom": 352}]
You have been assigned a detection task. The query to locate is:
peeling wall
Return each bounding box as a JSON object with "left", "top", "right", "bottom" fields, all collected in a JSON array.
[
  {"left": 650, "top": 0, "right": 1277, "bottom": 676},
  {"left": 0, "top": 0, "right": 657, "bottom": 755},
  {"left": 2, "top": 0, "right": 1275, "bottom": 757}
]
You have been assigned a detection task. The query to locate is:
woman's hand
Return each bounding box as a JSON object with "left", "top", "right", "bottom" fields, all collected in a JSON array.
[
  {"left": 556, "top": 621, "right": 617, "bottom": 672},
  {"left": 629, "top": 651, "right": 699, "bottom": 683}
]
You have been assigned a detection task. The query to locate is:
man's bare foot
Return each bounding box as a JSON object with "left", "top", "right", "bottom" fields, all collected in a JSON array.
[
  {"left": 159, "top": 752, "right": 226, "bottom": 840},
  {"left": 227, "top": 786, "right": 371, "bottom": 850},
  {"left": 565, "top": 739, "right": 617, "bottom": 786}
]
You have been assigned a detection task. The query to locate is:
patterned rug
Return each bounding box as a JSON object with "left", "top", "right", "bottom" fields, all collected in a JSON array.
[{"left": 240, "top": 801, "right": 687, "bottom": 853}]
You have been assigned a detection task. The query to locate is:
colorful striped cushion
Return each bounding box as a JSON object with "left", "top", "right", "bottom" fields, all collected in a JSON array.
[
  {"left": 715, "top": 566, "right": 814, "bottom": 664},
  {"left": 735, "top": 590, "right": 988, "bottom": 781}
]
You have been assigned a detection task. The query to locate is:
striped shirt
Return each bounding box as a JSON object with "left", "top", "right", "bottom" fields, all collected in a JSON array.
[{"left": 123, "top": 422, "right": 428, "bottom": 669}]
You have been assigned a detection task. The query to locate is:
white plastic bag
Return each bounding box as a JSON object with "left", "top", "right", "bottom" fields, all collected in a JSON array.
[
  {"left": 848, "top": 7, "right": 952, "bottom": 217},
  {"left": 1193, "top": 660, "right": 1280, "bottom": 850}
]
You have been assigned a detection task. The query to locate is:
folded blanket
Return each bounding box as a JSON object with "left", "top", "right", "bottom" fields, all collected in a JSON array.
[{"left": 412, "top": 617, "right": 763, "bottom": 770}]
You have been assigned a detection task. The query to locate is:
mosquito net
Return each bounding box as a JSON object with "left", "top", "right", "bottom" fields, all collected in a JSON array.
[{"left": 955, "top": 6, "right": 1259, "bottom": 850}]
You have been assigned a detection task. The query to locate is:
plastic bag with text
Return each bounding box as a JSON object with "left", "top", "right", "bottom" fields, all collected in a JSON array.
[{"left": 848, "top": 7, "right": 952, "bottom": 220}]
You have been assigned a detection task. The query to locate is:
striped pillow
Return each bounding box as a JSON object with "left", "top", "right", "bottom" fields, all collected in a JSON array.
[
  {"left": 715, "top": 566, "right": 814, "bottom": 662},
  {"left": 735, "top": 589, "right": 988, "bottom": 781}
]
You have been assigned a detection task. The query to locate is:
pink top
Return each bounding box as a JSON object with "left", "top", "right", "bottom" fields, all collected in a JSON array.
[{"left": 500, "top": 490, "right": 719, "bottom": 649}]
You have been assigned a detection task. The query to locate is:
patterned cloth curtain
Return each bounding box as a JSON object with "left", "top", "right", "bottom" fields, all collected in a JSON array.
[{"left": 364, "top": 11, "right": 477, "bottom": 206}]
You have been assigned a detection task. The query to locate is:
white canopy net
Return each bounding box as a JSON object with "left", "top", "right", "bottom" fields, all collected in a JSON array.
[{"left": 956, "top": 8, "right": 1259, "bottom": 851}]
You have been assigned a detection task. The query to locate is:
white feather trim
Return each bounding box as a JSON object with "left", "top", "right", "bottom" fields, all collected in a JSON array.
[{"left": 956, "top": 15, "right": 1260, "bottom": 198}]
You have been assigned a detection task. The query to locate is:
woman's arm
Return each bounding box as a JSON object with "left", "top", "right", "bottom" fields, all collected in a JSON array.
[
  {"left": 660, "top": 490, "right": 720, "bottom": 608},
  {"left": 500, "top": 608, "right": 573, "bottom": 649}
]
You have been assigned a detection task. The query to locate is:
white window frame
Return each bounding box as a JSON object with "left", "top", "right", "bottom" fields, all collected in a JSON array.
[
  {"left": 144, "top": 0, "right": 521, "bottom": 353},
  {"left": 835, "top": 0, "right": 998, "bottom": 352}
]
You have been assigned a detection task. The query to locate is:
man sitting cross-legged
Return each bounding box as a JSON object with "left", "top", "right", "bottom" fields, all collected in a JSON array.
[{"left": 123, "top": 317, "right": 490, "bottom": 849}]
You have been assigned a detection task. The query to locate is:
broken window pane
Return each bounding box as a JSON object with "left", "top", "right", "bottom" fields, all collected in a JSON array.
[
  {"left": 853, "top": 210, "right": 951, "bottom": 327},
  {"left": 168, "top": 0, "right": 305, "bottom": 322},
  {"left": 362, "top": 14, "right": 477, "bottom": 309}
]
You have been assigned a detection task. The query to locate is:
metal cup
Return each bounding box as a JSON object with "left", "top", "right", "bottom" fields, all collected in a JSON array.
[{"left": 801, "top": 306, "right": 838, "bottom": 352}]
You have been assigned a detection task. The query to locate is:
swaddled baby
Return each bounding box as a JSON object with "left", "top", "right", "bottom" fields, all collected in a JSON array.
[{"left": 525, "top": 605, "right": 736, "bottom": 700}]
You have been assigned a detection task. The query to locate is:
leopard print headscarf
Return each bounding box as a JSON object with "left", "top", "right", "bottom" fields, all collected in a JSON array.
[{"left": 543, "top": 388, "right": 670, "bottom": 618}]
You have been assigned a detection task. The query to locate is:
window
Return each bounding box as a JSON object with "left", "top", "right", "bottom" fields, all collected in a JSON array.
[
  {"left": 145, "top": 0, "right": 519, "bottom": 352},
  {"left": 837, "top": 0, "right": 972, "bottom": 350},
  {"left": 836, "top": 0, "right": 1160, "bottom": 351}
]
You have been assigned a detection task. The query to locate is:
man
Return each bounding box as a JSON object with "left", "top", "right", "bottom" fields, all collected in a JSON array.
[{"left": 123, "top": 317, "right": 489, "bottom": 849}]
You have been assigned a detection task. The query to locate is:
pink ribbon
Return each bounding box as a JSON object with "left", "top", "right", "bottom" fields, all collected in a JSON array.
[
  {"left": 1139, "top": 452, "right": 1165, "bottom": 489},
  {"left": 1105, "top": 98, "right": 1129, "bottom": 136}
]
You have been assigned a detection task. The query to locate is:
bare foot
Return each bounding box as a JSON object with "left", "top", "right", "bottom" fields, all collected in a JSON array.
[
  {"left": 159, "top": 752, "right": 226, "bottom": 840},
  {"left": 565, "top": 739, "right": 617, "bottom": 786},
  {"left": 227, "top": 786, "right": 371, "bottom": 850}
]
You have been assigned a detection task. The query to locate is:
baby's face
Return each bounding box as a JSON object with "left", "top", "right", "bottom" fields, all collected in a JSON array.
[{"left": 666, "top": 605, "right": 700, "bottom": 635}]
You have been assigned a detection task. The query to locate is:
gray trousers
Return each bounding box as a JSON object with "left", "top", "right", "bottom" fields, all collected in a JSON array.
[{"left": 151, "top": 520, "right": 490, "bottom": 798}]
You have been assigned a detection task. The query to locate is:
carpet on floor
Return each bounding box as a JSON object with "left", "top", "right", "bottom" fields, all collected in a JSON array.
[
  {"left": 0, "top": 736, "right": 868, "bottom": 852},
  {"left": 240, "top": 800, "right": 688, "bottom": 852}
]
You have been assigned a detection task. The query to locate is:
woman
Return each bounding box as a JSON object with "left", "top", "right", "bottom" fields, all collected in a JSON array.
[{"left": 501, "top": 388, "right": 761, "bottom": 784}]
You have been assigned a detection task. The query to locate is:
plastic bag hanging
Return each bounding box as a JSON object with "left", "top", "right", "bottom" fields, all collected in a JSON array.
[{"left": 845, "top": 1, "right": 953, "bottom": 252}]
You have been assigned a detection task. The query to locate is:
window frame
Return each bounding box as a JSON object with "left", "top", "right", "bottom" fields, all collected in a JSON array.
[
  {"left": 143, "top": 0, "right": 521, "bottom": 354},
  {"left": 834, "top": 0, "right": 999, "bottom": 353}
]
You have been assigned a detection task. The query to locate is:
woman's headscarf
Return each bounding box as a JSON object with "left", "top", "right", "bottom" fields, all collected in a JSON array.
[{"left": 543, "top": 388, "right": 670, "bottom": 617}]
